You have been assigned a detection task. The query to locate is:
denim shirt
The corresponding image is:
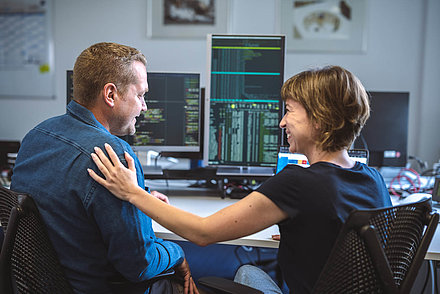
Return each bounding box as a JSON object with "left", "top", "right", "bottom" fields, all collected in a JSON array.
[{"left": 11, "top": 101, "right": 184, "bottom": 294}]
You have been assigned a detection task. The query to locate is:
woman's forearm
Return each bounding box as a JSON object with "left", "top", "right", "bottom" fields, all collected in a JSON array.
[
  {"left": 128, "top": 186, "right": 215, "bottom": 246},
  {"left": 127, "top": 188, "right": 282, "bottom": 247}
]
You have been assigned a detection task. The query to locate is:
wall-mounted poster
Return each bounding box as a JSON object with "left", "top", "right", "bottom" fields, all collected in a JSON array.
[
  {"left": 279, "top": 0, "right": 368, "bottom": 53},
  {"left": 147, "top": 0, "right": 230, "bottom": 38}
]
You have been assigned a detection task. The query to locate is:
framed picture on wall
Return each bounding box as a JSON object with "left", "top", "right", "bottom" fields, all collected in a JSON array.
[
  {"left": 147, "top": 0, "right": 230, "bottom": 39},
  {"left": 279, "top": 0, "right": 368, "bottom": 53}
]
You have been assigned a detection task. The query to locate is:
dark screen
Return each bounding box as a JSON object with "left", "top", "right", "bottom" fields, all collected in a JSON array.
[{"left": 354, "top": 91, "right": 409, "bottom": 167}]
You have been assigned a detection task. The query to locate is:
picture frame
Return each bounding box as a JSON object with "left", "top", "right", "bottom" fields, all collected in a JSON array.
[
  {"left": 279, "top": 0, "right": 368, "bottom": 53},
  {"left": 147, "top": 0, "right": 230, "bottom": 39}
]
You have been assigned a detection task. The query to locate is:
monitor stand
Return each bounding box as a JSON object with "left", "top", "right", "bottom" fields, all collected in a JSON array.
[
  {"left": 143, "top": 165, "right": 163, "bottom": 176},
  {"left": 216, "top": 166, "right": 274, "bottom": 176}
]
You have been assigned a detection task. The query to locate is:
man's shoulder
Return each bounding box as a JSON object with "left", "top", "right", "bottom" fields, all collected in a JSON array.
[{"left": 25, "top": 113, "right": 133, "bottom": 157}]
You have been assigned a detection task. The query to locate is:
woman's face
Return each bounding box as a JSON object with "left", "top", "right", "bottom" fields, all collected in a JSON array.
[{"left": 279, "top": 99, "right": 317, "bottom": 155}]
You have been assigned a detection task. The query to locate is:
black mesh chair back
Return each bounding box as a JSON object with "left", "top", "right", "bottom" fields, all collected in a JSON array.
[
  {"left": 0, "top": 186, "right": 19, "bottom": 230},
  {"left": 312, "top": 198, "right": 439, "bottom": 294},
  {"left": 0, "top": 186, "right": 73, "bottom": 294}
]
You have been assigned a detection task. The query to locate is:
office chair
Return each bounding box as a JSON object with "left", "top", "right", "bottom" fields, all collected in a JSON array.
[
  {"left": 199, "top": 199, "right": 439, "bottom": 294},
  {"left": 0, "top": 187, "right": 74, "bottom": 294},
  {"left": 312, "top": 198, "right": 439, "bottom": 294},
  {"left": 0, "top": 186, "right": 176, "bottom": 294}
]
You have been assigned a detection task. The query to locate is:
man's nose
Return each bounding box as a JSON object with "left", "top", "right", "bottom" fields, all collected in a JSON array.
[{"left": 141, "top": 97, "right": 147, "bottom": 111}]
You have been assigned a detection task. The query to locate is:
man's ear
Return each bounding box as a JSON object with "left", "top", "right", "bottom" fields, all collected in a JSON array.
[{"left": 103, "top": 83, "right": 117, "bottom": 107}]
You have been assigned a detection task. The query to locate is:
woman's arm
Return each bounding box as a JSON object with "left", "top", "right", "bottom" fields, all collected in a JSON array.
[{"left": 88, "top": 144, "right": 288, "bottom": 246}]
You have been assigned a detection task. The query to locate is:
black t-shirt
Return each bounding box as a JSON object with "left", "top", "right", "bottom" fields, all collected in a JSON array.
[{"left": 257, "top": 161, "right": 391, "bottom": 293}]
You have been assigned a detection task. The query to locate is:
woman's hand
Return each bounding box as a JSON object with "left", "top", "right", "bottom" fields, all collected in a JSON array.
[
  {"left": 151, "top": 190, "right": 170, "bottom": 205},
  {"left": 88, "top": 143, "right": 142, "bottom": 201}
]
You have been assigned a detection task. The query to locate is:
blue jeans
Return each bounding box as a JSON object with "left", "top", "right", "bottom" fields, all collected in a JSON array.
[{"left": 234, "top": 265, "right": 283, "bottom": 294}]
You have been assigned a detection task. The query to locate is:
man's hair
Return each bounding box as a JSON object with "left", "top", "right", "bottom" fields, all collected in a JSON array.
[
  {"left": 73, "top": 42, "right": 147, "bottom": 106},
  {"left": 281, "top": 65, "right": 370, "bottom": 152}
]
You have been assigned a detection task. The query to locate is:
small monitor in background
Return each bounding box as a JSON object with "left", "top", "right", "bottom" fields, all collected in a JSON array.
[
  {"left": 353, "top": 91, "right": 409, "bottom": 167},
  {"left": 347, "top": 149, "right": 369, "bottom": 165},
  {"left": 276, "top": 146, "right": 309, "bottom": 174},
  {"left": 0, "top": 141, "right": 20, "bottom": 169},
  {"left": 276, "top": 147, "right": 369, "bottom": 174},
  {"left": 432, "top": 177, "right": 440, "bottom": 205},
  {"left": 66, "top": 70, "right": 73, "bottom": 105}
]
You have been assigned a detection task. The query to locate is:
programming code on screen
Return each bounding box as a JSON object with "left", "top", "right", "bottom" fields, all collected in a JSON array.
[
  {"left": 132, "top": 73, "right": 200, "bottom": 149},
  {"left": 208, "top": 35, "right": 285, "bottom": 166}
]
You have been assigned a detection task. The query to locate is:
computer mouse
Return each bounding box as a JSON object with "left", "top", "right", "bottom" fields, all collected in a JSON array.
[{"left": 399, "top": 193, "right": 432, "bottom": 205}]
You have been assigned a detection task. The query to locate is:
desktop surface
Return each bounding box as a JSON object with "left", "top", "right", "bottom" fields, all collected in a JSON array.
[{"left": 152, "top": 195, "right": 280, "bottom": 248}]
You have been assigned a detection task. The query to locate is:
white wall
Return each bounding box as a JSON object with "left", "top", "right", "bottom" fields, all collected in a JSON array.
[{"left": 0, "top": 0, "right": 439, "bottom": 166}]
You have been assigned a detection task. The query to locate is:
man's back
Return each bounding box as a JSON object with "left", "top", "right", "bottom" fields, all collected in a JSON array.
[{"left": 11, "top": 102, "right": 184, "bottom": 293}]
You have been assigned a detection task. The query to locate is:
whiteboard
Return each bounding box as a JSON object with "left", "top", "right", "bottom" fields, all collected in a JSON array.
[{"left": 0, "top": 0, "right": 54, "bottom": 99}]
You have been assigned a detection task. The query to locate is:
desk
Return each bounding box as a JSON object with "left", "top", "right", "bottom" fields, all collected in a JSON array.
[
  {"left": 152, "top": 196, "right": 280, "bottom": 248},
  {"left": 426, "top": 223, "right": 440, "bottom": 261},
  {"left": 153, "top": 195, "right": 440, "bottom": 259}
]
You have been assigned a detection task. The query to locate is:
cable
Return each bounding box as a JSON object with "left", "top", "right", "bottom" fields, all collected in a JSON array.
[
  {"left": 154, "top": 152, "right": 162, "bottom": 167},
  {"left": 408, "top": 155, "right": 428, "bottom": 172},
  {"left": 389, "top": 168, "right": 422, "bottom": 197},
  {"left": 358, "top": 134, "right": 369, "bottom": 150}
]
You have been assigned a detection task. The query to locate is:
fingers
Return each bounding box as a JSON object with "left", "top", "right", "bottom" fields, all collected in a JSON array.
[
  {"left": 188, "top": 277, "right": 199, "bottom": 294},
  {"left": 183, "top": 275, "right": 190, "bottom": 294},
  {"left": 271, "top": 234, "right": 280, "bottom": 241},
  {"left": 193, "top": 279, "right": 199, "bottom": 294},
  {"left": 124, "top": 151, "right": 136, "bottom": 172},
  {"left": 183, "top": 275, "right": 198, "bottom": 294},
  {"left": 104, "top": 143, "right": 123, "bottom": 167},
  {"left": 93, "top": 146, "right": 115, "bottom": 171},
  {"left": 90, "top": 144, "right": 131, "bottom": 181},
  {"left": 90, "top": 152, "right": 111, "bottom": 180},
  {"left": 151, "top": 190, "right": 170, "bottom": 204},
  {"left": 87, "top": 168, "right": 107, "bottom": 187}
]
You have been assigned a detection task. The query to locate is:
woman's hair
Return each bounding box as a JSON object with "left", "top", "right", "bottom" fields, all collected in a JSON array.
[
  {"left": 73, "top": 42, "right": 147, "bottom": 106},
  {"left": 281, "top": 65, "right": 370, "bottom": 152}
]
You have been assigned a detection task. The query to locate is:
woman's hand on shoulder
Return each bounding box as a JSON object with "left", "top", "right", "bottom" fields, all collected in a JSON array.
[{"left": 88, "top": 143, "right": 142, "bottom": 201}]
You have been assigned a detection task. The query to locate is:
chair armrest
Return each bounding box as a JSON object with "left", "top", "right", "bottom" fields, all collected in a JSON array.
[
  {"left": 198, "top": 276, "right": 263, "bottom": 294},
  {"left": 109, "top": 268, "right": 175, "bottom": 291}
]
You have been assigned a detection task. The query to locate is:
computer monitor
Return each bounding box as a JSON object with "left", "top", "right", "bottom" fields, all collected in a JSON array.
[
  {"left": 205, "top": 34, "right": 285, "bottom": 175},
  {"left": 276, "top": 146, "right": 369, "bottom": 174},
  {"left": 0, "top": 140, "right": 20, "bottom": 169},
  {"left": 128, "top": 72, "right": 203, "bottom": 159},
  {"left": 353, "top": 91, "right": 409, "bottom": 167},
  {"left": 66, "top": 70, "right": 73, "bottom": 105}
]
